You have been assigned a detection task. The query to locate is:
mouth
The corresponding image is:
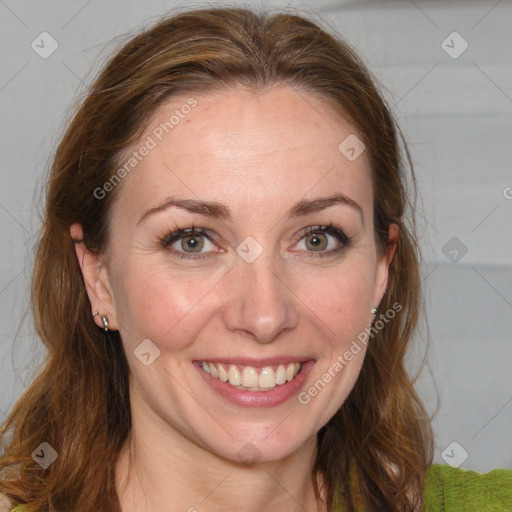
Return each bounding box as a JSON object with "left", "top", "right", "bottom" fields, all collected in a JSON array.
[
  {"left": 199, "top": 360, "right": 303, "bottom": 391},
  {"left": 193, "top": 358, "right": 315, "bottom": 408}
]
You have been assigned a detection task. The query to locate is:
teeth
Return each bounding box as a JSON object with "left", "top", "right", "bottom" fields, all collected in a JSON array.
[
  {"left": 275, "top": 365, "right": 286, "bottom": 385},
  {"left": 228, "top": 365, "right": 241, "bottom": 386},
  {"left": 259, "top": 367, "right": 276, "bottom": 388},
  {"left": 201, "top": 361, "right": 302, "bottom": 391},
  {"left": 218, "top": 364, "right": 229, "bottom": 382},
  {"left": 209, "top": 362, "right": 219, "bottom": 378},
  {"left": 242, "top": 367, "right": 258, "bottom": 388}
]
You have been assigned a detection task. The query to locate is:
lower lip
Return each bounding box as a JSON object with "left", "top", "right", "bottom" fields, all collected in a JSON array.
[{"left": 194, "top": 360, "right": 316, "bottom": 408}]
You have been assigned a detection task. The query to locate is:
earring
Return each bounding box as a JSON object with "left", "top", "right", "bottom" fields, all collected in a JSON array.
[
  {"left": 93, "top": 311, "right": 109, "bottom": 332},
  {"left": 371, "top": 307, "right": 378, "bottom": 315}
]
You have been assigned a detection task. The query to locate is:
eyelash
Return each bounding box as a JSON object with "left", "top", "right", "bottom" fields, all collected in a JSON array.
[{"left": 158, "top": 223, "right": 352, "bottom": 260}]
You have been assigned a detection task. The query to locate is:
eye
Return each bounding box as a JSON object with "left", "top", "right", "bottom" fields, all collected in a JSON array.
[
  {"left": 160, "top": 227, "right": 219, "bottom": 260},
  {"left": 158, "top": 223, "right": 351, "bottom": 261},
  {"left": 292, "top": 224, "right": 352, "bottom": 257}
]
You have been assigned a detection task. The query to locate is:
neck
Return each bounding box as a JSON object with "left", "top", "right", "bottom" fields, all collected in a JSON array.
[{"left": 115, "top": 396, "right": 327, "bottom": 512}]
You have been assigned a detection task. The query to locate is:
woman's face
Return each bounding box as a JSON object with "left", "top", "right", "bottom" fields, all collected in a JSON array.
[{"left": 82, "top": 85, "right": 396, "bottom": 463}]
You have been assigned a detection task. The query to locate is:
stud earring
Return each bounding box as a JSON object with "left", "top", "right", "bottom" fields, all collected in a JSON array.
[{"left": 371, "top": 307, "right": 378, "bottom": 315}]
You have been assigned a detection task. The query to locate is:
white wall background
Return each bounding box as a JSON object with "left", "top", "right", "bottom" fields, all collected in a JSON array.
[{"left": 1, "top": 0, "right": 511, "bottom": 472}]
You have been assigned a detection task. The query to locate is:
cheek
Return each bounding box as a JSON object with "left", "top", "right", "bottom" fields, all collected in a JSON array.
[
  {"left": 289, "top": 260, "right": 376, "bottom": 342},
  {"left": 291, "top": 262, "right": 375, "bottom": 422},
  {"left": 112, "top": 261, "right": 226, "bottom": 352}
]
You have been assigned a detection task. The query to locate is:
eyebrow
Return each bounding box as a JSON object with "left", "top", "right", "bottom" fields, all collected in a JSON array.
[{"left": 137, "top": 193, "right": 364, "bottom": 225}]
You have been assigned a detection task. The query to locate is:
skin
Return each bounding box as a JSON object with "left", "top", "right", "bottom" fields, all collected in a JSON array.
[{"left": 71, "top": 85, "right": 398, "bottom": 512}]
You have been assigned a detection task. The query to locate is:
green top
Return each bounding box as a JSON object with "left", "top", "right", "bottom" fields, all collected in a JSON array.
[
  {"left": 420, "top": 464, "right": 512, "bottom": 511},
  {"left": 9, "top": 464, "right": 512, "bottom": 511},
  {"left": 331, "top": 463, "right": 512, "bottom": 511}
]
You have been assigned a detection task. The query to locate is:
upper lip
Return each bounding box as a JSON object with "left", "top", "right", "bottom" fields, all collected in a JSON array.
[{"left": 194, "top": 357, "right": 314, "bottom": 368}]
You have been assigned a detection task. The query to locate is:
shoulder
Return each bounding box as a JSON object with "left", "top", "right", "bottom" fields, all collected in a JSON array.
[
  {"left": 0, "top": 494, "right": 10, "bottom": 512},
  {"left": 422, "top": 464, "right": 512, "bottom": 511},
  {"left": 0, "top": 495, "right": 10, "bottom": 512},
  {"left": 0, "top": 494, "right": 24, "bottom": 512}
]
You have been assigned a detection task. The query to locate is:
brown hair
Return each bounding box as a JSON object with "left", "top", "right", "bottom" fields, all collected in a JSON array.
[{"left": 0, "top": 7, "right": 432, "bottom": 511}]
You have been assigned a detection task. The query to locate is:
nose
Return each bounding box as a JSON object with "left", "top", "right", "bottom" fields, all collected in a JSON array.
[{"left": 221, "top": 252, "right": 300, "bottom": 344}]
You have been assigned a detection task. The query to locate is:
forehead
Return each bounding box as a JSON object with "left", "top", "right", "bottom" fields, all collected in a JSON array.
[{"left": 110, "top": 85, "right": 373, "bottom": 222}]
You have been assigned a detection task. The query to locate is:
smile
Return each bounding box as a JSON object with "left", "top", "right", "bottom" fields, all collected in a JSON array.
[
  {"left": 200, "top": 361, "right": 302, "bottom": 391},
  {"left": 194, "top": 359, "right": 316, "bottom": 408}
]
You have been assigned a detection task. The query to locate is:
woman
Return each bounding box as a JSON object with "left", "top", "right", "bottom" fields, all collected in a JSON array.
[{"left": 0, "top": 7, "right": 510, "bottom": 512}]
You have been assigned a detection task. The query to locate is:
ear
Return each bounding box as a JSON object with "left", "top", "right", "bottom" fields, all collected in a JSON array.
[
  {"left": 373, "top": 223, "right": 399, "bottom": 308},
  {"left": 70, "top": 223, "right": 118, "bottom": 331}
]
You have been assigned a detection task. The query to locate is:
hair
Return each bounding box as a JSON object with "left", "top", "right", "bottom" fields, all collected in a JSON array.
[{"left": 0, "top": 6, "right": 433, "bottom": 512}]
